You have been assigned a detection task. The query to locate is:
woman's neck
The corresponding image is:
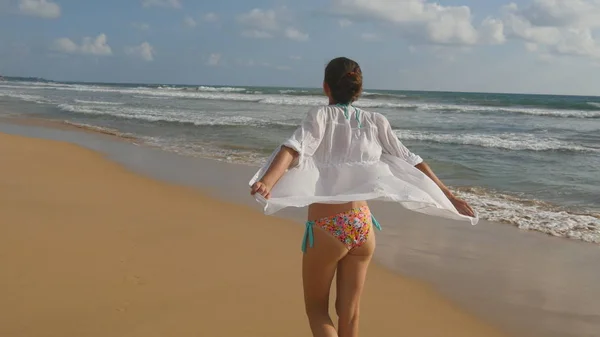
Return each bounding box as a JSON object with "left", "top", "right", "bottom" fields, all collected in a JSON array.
[{"left": 329, "top": 100, "right": 351, "bottom": 106}]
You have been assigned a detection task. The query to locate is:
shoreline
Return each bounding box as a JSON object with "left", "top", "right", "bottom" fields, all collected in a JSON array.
[
  {"left": 1, "top": 119, "right": 599, "bottom": 337},
  {"left": 0, "top": 131, "right": 508, "bottom": 337},
  {"left": 2, "top": 113, "right": 598, "bottom": 245}
]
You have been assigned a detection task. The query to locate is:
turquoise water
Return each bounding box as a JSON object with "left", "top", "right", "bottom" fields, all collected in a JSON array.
[{"left": 1, "top": 78, "right": 599, "bottom": 243}]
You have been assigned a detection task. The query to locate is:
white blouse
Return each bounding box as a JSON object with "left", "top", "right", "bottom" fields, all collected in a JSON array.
[{"left": 249, "top": 104, "right": 478, "bottom": 225}]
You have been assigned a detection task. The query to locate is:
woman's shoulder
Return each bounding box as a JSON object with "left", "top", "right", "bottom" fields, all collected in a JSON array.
[
  {"left": 355, "top": 108, "right": 387, "bottom": 126},
  {"left": 302, "top": 105, "right": 389, "bottom": 126}
]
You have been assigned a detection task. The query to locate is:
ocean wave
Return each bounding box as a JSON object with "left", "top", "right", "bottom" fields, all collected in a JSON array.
[
  {"left": 142, "top": 136, "right": 268, "bottom": 164},
  {"left": 74, "top": 99, "right": 124, "bottom": 105},
  {"left": 0, "top": 91, "right": 50, "bottom": 104},
  {"left": 455, "top": 187, "right": 600, "bottom": 244},
  {"left": 279, "top": 89, "right": 311, "bottom": 94},
  {"left": 362, "top": 91, "right": 407, "bottom": 100},
  {"left": 183, "top": 86, "right": 246, "bottom": 93},
  {"left": 396, "top": 130, "right": 596, "bottom": 153},
  {"left": 587, "top": 102, "right": 600, "bottom": 109},
  {"left": 7, "top": 81, "right": 600, "bottom": 118},
  {"left": 57, "top": 103, "right": 295, "bottom": 128},
  {"left": 139, "top": 133, "right": 600, "bottom": 244},
  {"left": 61, "top": 121, "right": 137, "bottom": 139},
  {"left": 427, "top": 104, "right": 600, "bottom": 118}
]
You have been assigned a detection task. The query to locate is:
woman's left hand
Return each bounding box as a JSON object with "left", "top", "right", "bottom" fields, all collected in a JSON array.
[{"left": 449, "top": 196, "right": 475, "bottom": 217}]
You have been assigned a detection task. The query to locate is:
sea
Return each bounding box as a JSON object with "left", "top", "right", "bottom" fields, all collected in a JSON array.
[{"left": 1, "top": 78, "right": 599, "bottom": 244}]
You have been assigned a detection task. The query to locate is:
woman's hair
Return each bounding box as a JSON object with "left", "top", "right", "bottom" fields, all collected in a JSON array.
[{"left": 324, "top": 57, "right": 363, "bottom": 104}]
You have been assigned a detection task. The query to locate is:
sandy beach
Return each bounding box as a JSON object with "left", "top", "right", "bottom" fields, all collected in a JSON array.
[{"left": 0, "top": 131, "right": 508, "bottom": 337}]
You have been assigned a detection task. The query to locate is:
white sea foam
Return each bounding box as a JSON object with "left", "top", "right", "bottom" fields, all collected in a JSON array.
[
  {"left": 0, "top": 91, "right": 49, "bottom": 104},
  {"left": 586, "top": 102, "right": 600, "bottom": 109},
  {"left": 62, "top": 121, "right": 137, "bottom": 139},
  {"left": 455, "top": 187, "right": 600, "bottom": 244},
  {"left": 142, "top": 136, "right": 266, "bottom": 164},
  {"left": 279, "top": 89, "right": 311, "bottom": 94},
  {"left": 396, "top": 130, "right": 596, "bottom": 152},
  {"left": 141, "top": 134, "right": 600, "bottom": 245},
  {"left": 57, "top": 103, "right": 289, "bottom": 127},
  {"left": 423, "top": 103, "right": 600, "bottom": 118},
  {"left": 74, "top": 99, "right": 124, "bottom": 105},
  {"left": 8, "top": 82, "right": 600, "bottom": 118},
  {"left": 362, "top": 91, "right": 407, "bottom": 99},
  {"left": 189, "top": 86, "right": 246, "bottom": 92}
]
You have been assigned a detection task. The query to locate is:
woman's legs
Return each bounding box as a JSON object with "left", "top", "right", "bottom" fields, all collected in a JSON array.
[
  {"left": 302, "top": 203, "right": 377, "bottom": 337},
  {"left": 335, "top": 226, "right": 375, "bottom": 337},
  {"left": 302, "top": 225, "right": 347, "bottom": 337}
]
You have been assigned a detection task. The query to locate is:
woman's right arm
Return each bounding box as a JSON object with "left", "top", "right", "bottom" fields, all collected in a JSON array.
[
  {"left": 376, "top": 113, "right": 424, "bottom": 166},
  {"left": 376, "top": 114, "right": 475, "bottom": 217}
]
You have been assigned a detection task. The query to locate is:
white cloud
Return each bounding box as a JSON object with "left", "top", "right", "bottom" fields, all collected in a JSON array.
[
  {"left": 236, "top": 59, "right": 292, "bottom": 70},
  {"left": 339, "top": 18, "right": 352, "bottom": 28},
  {"left": 203, "top": 12, "right": 218, "bottom": 22},
  {"left": 207, "top": 53, "right": 222, "bottom": 66},
  {"left": 241, "top": 30, "right": 273, "bottom": 39},
  {"left": 235, "top": 59, "right": 257, "bottom": 67},
  {"left": 284, "top": 27, "right": 309, "bottom": 42},
  {"left": 513, "top": 0, "right": 600, "bottom": 28},
  {"left": 289, "top": 55, "right": 302, "bottom": 61},
  {"left": 19, "top": 0, "right": 60, "bottom": 19},
  {"left": 237, "top": 8, "right": 279, "bottom": 36},
  {"left": 500, "top": 1, "right": 600, "bottom": 60},
  {"left": 53, "top": 38, "right": 78, "bottom": 54},
  {"left": 183, "top": 16, "right": 197, "bottom": 28},
  {"left": 237, "top": 8, "right": 308, "bottom": 41},
  {"left": 132, "top": 22, "right": 151, "bottom": 31},
  {"left": 360, "top": 33, "right": 380, "bottom": 42},
  {"left": 141, "top": 0, "right": 181, "bottom": 9},
  {"left": 480, "top": 17, "right": 506, "bottom": 45},
  {"left": 52, "top": 34, "right": 112, "bottom": 56},
  {"left": 331, "top": 0, "right": 501, "bottom": 45},
  {"left": 125, "top": 42, "right": 155, "bottom": 61}
]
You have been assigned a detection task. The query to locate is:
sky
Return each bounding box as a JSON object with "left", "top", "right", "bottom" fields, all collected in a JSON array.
[{"left": 2, "top": 0, "right": 600, "bottom": 95}]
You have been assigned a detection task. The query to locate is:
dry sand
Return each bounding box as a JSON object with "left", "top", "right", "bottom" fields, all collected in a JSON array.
[{"left": 0, "top": 132, "right": 508, "bottom": 337}]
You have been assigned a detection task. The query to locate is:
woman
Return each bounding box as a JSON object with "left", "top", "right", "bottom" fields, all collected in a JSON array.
[{"left": 249, "top": 57, "right": 477, "bottom": 337}]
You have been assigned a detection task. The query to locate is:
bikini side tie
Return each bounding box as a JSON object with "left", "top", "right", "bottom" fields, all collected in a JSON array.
[{"left": 301, "top": 221, "right": 315, "bottom": 253}]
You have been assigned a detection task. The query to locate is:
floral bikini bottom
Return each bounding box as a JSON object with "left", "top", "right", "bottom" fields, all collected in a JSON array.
[{"left": 302, "top": 206, "right": 382, "bottom": 253}]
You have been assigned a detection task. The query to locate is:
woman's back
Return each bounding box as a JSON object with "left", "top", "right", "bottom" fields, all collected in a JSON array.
[{"left": 310, "top": 105, "right": 382, "bottom": 166}]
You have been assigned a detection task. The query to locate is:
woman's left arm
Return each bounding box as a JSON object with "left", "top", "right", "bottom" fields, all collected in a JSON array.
[
  {"left": 415, "top": 162, "right": 475, "bottom": 217},
  {"left": 250, "top": 146, "right": 298, "bottom": 199}
]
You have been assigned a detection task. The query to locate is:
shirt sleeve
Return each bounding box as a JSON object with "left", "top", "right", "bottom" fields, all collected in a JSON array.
[
  {"left": 281, "top": 107, "right": 325, "bottom": 167},
  {"left": 375, "top": 113, "right": 423, "bottom": 166}
]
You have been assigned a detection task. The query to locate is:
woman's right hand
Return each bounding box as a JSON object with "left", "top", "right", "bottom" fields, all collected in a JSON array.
[
  {"left": 449, "top": 195, "right": 475, "bottom": 217},
  {"left": 250, "top": 180, "right": 272, "bottom": 200}
]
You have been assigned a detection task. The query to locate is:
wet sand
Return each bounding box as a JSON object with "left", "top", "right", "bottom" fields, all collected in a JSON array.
[
  {"left": 1, "top": 118, "right": 599, "bottom": 337},
  {"left": 0, "top": 131, "right": 507, "bottom": 337}
]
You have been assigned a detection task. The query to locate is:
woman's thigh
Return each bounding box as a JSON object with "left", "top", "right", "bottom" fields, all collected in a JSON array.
[
  {"left": 302, "top": 224, "right": 348, "bottom": 309},
  {"left": 336, "top": 224, "right": 376, "bottom": 312}
]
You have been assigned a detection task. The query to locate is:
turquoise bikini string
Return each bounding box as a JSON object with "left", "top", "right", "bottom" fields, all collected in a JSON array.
[
  {"left": 335, "top": 103, "right": 362, "bottom": 128},
  {"left": 371, "top": 215, "right": 382, "bottom": 231},
  {"left": 302, "top": 221, "right": 315, "bottom": 253},
  {"left": 302, "top": 215, "right": 381, "bottom": 253}
]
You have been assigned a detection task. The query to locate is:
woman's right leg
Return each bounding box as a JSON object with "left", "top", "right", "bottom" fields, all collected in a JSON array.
[
  {"left": 335, "top": 225, "right": 376, "bottom": 337},
  {"left": 302, "top": 225, "right": 348, "bottom": 337}
]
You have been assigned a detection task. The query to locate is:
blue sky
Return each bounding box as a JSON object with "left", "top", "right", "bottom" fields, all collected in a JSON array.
[{"left": 2, "top": 0, "right": 600, "bottom": 95}]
